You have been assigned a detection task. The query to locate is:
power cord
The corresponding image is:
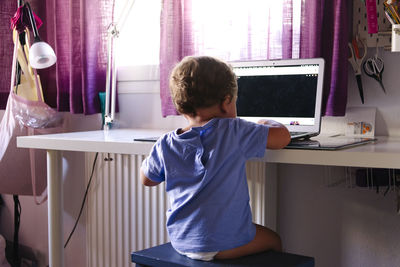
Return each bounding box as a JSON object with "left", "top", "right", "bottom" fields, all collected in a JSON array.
[
  {"left": 64, "top": 152, "right": 99, "bottom": 248},
  {"left": 12, "top": 195, "right": 21, "bottom": 267},
  {"left": 65, "top": 92, "right": 108, "bottom": 248}
]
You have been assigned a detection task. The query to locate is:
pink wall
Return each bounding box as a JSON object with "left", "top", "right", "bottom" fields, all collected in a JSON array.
[{"left": 0, "top": 113, "right": 101, "bottom": 267}]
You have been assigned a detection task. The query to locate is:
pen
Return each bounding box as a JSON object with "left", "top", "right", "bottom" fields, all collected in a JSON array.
[
  {"left": 385, "top": 10, "right": 396, "bottom": 24},
  {"left": 384, "top": 0, "right": 400, "bottom": 23}
]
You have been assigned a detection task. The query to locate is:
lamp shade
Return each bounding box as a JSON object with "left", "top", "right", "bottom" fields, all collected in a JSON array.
[{"left": 29, "top": 41, "right": 57, "bottom": 69}]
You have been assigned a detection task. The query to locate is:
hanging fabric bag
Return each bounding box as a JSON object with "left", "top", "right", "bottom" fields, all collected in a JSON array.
[{"left": 0, "top": 8, "right": 63, "bottom": 204}]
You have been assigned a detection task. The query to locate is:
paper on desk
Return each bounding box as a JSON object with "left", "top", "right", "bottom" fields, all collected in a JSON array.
[{"left": 345, "top": 107, "right": 376, "bottom": 137}]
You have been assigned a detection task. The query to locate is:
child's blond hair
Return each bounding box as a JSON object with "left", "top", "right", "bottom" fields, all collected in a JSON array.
[{"left": 169, "top": 56, "right": 237, "bottom": 116}]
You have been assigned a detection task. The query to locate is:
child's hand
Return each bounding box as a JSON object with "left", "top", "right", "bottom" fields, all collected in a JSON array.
[
  {"left": 258, "top": 120, "right": 291, "bottom": 149},
  {"left": 257, "top": 119, "right": 268, "bottom": 124},
  {"left": 257, "top": 119, "right": 283, "bottom": 127}
]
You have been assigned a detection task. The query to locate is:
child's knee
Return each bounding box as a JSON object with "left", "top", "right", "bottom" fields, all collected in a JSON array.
[
  {"left": 273, "top": 232, "right": 282, "bottom": 251},
  {"left": 255, "top": 224, "right": 282, "bottom": 252}
]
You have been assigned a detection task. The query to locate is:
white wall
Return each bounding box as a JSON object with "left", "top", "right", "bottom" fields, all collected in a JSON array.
[
  {"left": 278, "top": 164, "right": 400, "bottom": 267},
  {"left": 115, "top": 92, "right": 185, "bottom": 130},
  {"left": 277, "top": 49, "right": 400, "bottom": 267}
]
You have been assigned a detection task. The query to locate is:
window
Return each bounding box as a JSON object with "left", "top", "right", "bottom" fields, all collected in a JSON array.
[
  {"left": 115, "top": 0, "right": 161, "bottom": 67},
  {"left": 116, "top": 0, "right": 303, "bottom": 82},
  {"left": 188, "top": 0, "right": 302, "bottom": 60},
  {"left": 114, "top": 0, "right": 301, "bottom": 68}
]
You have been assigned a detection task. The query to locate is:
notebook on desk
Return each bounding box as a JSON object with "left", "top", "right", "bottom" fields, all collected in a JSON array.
[{"left": 231, "top": 58, "right": 325, "bottom": 140}]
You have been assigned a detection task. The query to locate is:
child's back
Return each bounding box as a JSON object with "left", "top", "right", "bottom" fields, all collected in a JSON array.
[
  {"left": 141, "top": 56, "right": 290, "bottom": 261},
  {"left": 142, "top": 117, "right": 269, "bottom": 253}
]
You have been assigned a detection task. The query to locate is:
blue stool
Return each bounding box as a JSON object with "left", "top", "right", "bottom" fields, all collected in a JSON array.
[{"left": 131, "top": 242, "right": 315, "bottom": 267}]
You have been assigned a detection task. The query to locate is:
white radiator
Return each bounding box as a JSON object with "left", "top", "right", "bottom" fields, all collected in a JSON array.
[{"left": 86, "top": 153, "right": 271, "bottom": 267}]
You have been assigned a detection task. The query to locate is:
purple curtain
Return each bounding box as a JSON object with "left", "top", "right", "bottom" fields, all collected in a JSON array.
[
  {"left": 160, "top": 0, "right": 349, "bottom": 117},
  {"left": 25, "top": 0, "right": 114, "bottom": 114},
  {"left": 0, "top": 2, "right": 18, "bottom": 109},
  {"left": 159, "top": 0, "right": 182, "bottom": 116},
  {"left": 300, "top": 0, "right": 348, "bottom": 116},
  {"left": 321, "top": 0, "right": 349, "bottom": 116}
]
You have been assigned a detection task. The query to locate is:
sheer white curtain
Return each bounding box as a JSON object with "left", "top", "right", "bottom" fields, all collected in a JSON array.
[{"left": 184, "top": 0, "right": 301, "bottom": 61}]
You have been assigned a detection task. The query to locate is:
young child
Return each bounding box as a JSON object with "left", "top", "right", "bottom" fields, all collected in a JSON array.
[{"left": 140, "top": 56, "right": 290, "bottom": 261}]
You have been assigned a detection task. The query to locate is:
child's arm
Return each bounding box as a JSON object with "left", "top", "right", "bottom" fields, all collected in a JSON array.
[
  {"left": 258, "top": 120, "right": 291, "bottom": 149},
  {"left": 140, "top": 169, "right": 162, "bottom": 187}
]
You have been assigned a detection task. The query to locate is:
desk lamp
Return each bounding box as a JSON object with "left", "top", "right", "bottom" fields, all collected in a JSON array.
[
  {"left": 104, "top": 0, "right": 136, "bottom": 130},
  {"left": 25, "top": 2, "right": 57, "bottom": 69}
]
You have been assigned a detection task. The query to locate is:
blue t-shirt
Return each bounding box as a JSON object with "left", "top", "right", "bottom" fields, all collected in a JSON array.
[{"left": 141, "top": 118, "right": 269, "bottom": 252}]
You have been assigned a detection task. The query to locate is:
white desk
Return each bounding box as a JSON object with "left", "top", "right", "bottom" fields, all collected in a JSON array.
[{"left": 16, "top": 129, "right": 400, "bottom": 267}]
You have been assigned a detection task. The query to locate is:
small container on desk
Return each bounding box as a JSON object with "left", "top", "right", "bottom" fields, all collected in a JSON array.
[{"left": 391, "top": 24, "right": 400, "bottom": 52}]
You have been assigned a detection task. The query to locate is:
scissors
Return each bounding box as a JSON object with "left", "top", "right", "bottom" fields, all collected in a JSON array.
[
  {"left": 348, "top": 35, "right": 367, "bottom": 104},
  {"left": 363, "top": 49, "right": 386, "bottom": 94}
]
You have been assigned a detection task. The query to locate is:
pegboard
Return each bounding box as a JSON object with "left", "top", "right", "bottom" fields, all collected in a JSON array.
[{"left": 353, "top": 0, "right": 392, "bottom": 48}]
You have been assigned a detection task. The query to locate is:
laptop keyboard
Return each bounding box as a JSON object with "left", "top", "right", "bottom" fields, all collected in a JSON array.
[
  {"left": 290, "top": 132, "right": 303, "bottom": 136},
  {"left": 290, "top": 132, "right": 307, "bottom": 139},
  {"left": 290, "top": 131, "right": 317, "bottom": 140}
]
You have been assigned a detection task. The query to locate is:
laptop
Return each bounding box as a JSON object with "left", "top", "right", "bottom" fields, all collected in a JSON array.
[{"left": 231, "top": 58, "right": 325, "bottom": 140}]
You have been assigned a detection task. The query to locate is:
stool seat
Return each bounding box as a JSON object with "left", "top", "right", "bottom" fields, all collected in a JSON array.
[{"left": 131, "top": 242, "right": 315, "bottom": 267}]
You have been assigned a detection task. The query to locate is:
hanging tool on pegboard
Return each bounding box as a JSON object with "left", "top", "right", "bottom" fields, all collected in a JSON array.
[{"left": 348, "top": 35, "right": 367, "bottom": 103}]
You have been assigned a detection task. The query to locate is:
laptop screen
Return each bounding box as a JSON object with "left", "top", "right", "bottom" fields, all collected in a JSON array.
[{"left": 231, "top": 58, "right": 325, "bottom": 134}]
